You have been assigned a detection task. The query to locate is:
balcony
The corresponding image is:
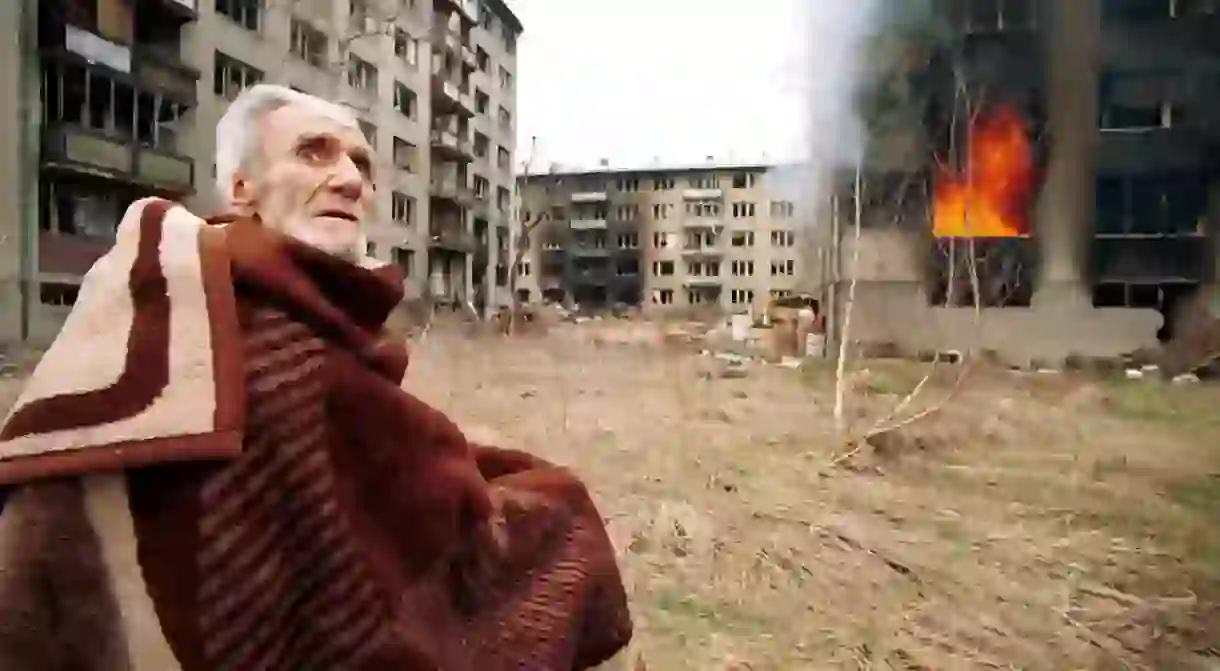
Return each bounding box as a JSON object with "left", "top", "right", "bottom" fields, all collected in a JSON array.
[
  {"left": 41, "top": 124, "right": 194, "bottom": 194},
  {"left": 133, "top": 45, "right": 199, "bottom": 105},
  {"left": 568, "top": 267, "right": 611, "bottom": 285},
  {"left": 429, "top": 178, "right": 476, "bottom": 206},
  {"left": 569, "top": 218, "right": 607, "bottom": 230},
  {"left": 570, "top": 191, "right": 608, "bottom": 203},
  {"left": 431, "top": 75, "right": 474, "bottom": 118},
  {"left": 429, "top": 225, "right": 477, "bottom": 253},
  {"left": 430, "top": 129, "right": 473, "bottom": 162},
  {"left": 683, "top": 276, "right": 723, "bottom": 288},
  {"left": 61, "top": 24, "right": 131, "bottom": 73},
  {"left": 682, "top": 188, "right": 723, "bottom": 200},
  {"left": 569, "top": 246, "right": 612, "bottom": 258},
  {"left": 681, "top": 244, "right": 724, "bottom": 257},
  {"left": 432, "top": 26, "right": 462, "bottom": 53},
  {"left": 434, "top": 0, "right": 479, "bottom": 23},
  {"left": 682, "top": 217, "right": 723, "bottom": 229}
]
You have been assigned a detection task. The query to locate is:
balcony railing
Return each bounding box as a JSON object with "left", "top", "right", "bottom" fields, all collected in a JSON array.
[
  {"left": 429, "top": 178, "right": 475, "bottom": 205},
  {"left": 42, "top": 124, "right": 194, "bottom": 194},
  {"left": 682, "top": 217, "right": 723, "bottom": 229},
  {"left": 569, "top": 246, "right": 612, "bottom": 258},
  {"left": 682, "top": 188, "right": 724, "bottom": 200},
  {"left": 683, "top": 276, "right": 724, "bottom": 287},
  {"left": 64, "top": 24, "right": 131, "bottom": 73},
  {"left": 569, "top": 218, "right": 607, "bottom": 230},
  {"left": 570, "top": 191, "right": 608, "bottom": 203},
  {"left": 681, "top": 244, "right": 724, "bottom": 256},
  {"left": 429, "top": 225, "right": 477, "bottom": 253}
]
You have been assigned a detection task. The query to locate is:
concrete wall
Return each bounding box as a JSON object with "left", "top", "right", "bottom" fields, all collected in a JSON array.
[{"left": 0, "top": 0, "right": 32, "bottom": 343}]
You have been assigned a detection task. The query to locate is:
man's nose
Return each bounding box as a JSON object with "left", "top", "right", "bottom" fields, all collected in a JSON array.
[{"left": 328, "top": 155, "right": 365, "bottom": 200}]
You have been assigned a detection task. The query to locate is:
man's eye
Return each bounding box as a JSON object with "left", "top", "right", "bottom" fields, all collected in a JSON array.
[{"left": 297, "top": 139, "right": 335, "bottom": 162}]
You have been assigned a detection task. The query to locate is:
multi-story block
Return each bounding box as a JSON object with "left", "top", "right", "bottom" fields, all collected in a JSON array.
[
  {"left": 518, "top": 163, "right": 806, "bottom": 314},
  {"left": 0, "top": 0, "right": 522, "bottom": 342}
]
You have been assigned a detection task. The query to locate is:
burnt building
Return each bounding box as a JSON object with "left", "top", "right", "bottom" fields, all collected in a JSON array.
[{"left": 830, "top": 0, "right": 1220, "bottom": 366}]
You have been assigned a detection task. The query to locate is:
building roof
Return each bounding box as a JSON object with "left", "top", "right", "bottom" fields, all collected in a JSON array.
[
  {"left": 485, "top": 0, "right": 522, "bottom": 34},
  {"left": 520, "top": 159, "right": 798, "bottom": 180}
]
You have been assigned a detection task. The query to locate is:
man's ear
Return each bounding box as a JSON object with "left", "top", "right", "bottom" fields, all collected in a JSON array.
[{"left": 230, "top": 168, "right": 257, "bottom": 215}]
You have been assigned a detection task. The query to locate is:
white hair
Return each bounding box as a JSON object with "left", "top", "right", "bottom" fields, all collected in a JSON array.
[{"left": 214, "top": 84, "right": 361, "bottom": 207}]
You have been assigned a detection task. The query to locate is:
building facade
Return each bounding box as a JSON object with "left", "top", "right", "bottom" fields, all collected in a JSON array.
[
  {"left": 827, "top": 0, "right": 1220, "bottom": 366},
  {"left": 516, "top": 164, "right": 807, "bottom": 315},
  {"left": 0, "top": 0, "right": 522, "bottom": 344}
]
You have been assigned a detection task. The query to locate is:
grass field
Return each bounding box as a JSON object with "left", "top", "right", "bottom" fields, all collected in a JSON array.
[{"left": 4, "top": 323, "right": 1218, "bottom": 670}]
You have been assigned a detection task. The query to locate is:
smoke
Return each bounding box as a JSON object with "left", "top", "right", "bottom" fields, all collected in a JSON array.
[{"left": 764, "top": 0, "right": 882, "bottom": 208}]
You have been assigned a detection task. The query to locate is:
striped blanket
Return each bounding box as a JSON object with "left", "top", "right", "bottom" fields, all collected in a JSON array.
[{"left": 0, "top": 198, "right": 631, "bottom": 670}]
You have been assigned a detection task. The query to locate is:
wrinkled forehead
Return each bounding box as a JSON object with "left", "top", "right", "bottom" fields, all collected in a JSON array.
[{"left": 257, "top": 102, "right": 369, "bottom": 157}]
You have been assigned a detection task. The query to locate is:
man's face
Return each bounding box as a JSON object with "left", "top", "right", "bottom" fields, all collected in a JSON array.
[{"left": 232, "top": 102, "right": 375, "bottom": 260}]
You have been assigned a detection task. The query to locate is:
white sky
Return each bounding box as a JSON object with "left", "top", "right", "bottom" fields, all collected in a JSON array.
[{"left": 509, "top": 0, "right": 812, "bottom": 172}]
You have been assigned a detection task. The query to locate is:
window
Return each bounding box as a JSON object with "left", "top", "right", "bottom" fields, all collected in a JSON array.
[
  {"left": 731, "top": 260, "right": 754, "bottom": 276},
  {"left": 391, "top": 192, "right": 415, "bottom": 226},
  {"left": 653, "top": 177, "right": 675, "bottom": 190},
  {"left": 770, "top": 200, "right": 796, "bottom": 218},
  {"left": 498, "top": 66, "right": 513, "bottom": 90},
  {"left": 652, "top": 232, "right": 670, "bottom": 248},
  {"left": 690, "top": 175, "right": 719, "bottom": 189},
  {"left": 392, "top": 247, "right": 414, "bottom": 276},
  {"left": 504, "top": 27, "right": 517, "bottom": 54},
  {"left": 497, "top": 145, "right": 511, "bottom": 171},
  {"left": 498, "top": 106, "right": 512, "bottom": 130},
  {"left": 214, "top": 52, "right": 264, "bottom": 100},
  {"left": 473, "top": 132, "right": 490, "bottom": 160},
  {"left": 651, "top": 204, "right": 672, "bottom": 220},
  {"left": 476, "top": 47, "right": 490, "bottom": 72},
  {"left": 1095, "top": 173, "right": 1208, "bottom": 236},
  {"left": 771, "top": 259, "right": 795, "bottom": 276},
  {"left": 392, "top": 81, "right": 416, "bottom": 118},
  {"left": 616, "top": 259, "right": 640, "bottom": 276},
  {"left": 394, "top": 28, "right": 419, "bottom": 68},
  {"left": 473, "top": 175, "right": 490, "bottom": 199},
  {"left": 481, "top": 9, "right": 495, "bottom": 32},
  {"left": 1098, "top": 69, "right": 1180, "bottom": 131},
  {"left": 770, "top": 230, "right": 796, "bottom": 247},
  {"left": 617, "top": 233, "right": 639, "bottom": 249},
  {"left": 348, "top": 55, "right": 378, "bottom": 94},
  {"left": 731, "top": 172, "right": 758, "bottom": 189},
  {"left": 685, "top": 202, "right": 721, "bottom": 217},
  {"left": 617, "top": 178, "right": 640, "bottom": 192},
  {"left": 392, "top": 137, "right": 416, "bottom": 171},
  {"left": 652, "top": 289, "right": 674, "bottom": 305},
  {"left": 732, "top": 202, "right": 755, "bottom": 218},
  {"left": 686, "top": 261, "right": 720, "bottom": 277},
  {"left": 42, "top": 63, "right": 186, "bottom": 148},
  {"left": 615, "top": 204, "right": 639, "bottom": 220},
  {"left": 358, "top": 121, "right": 377, "bottom": 147},
  {"left": 731, "top": 231, "right": 755, "bottom": 247},
  {"left": 517, "top": 261, "right": 531, "bottom": 276},
  {"left": 216, "top": 0, "right": 261, "bottom": 31},
  {"left": 290, "top": 19, "right": 327, "bottom": 68},
  {"left": 731, "top": 289, "right": 755, "bottom": 305},
  {"left": 366, "top": 241, "right": 378, "bottom": 257},
  {"left": 652, "top": 260, "right": 674, "bottom": 276},
  {"left": 1102, "top": 0, "right": 1174, "bottom": 22},
  {"left": 496, "top": 186, "right": 511, "bottom": 211},
  {"left": 930, "top": 239, "right": 1034, "bottom": 308},
  {"left": 475, "top": 89, "right": 489, "bottom": 115}
]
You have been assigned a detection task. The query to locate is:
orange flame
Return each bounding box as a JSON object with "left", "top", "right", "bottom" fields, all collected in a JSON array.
[{"left": 933, "top": 106, "right": 1035, "bottom": 238}]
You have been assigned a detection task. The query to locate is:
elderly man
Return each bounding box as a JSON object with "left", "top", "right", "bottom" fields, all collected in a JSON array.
[{"left": 0, "top": 85, "right": 631, "bottom": 670}]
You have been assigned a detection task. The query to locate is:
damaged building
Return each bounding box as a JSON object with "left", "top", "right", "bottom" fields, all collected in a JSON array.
[{"left": 818, "top": 0, "right": 1220, "bottom": 367}]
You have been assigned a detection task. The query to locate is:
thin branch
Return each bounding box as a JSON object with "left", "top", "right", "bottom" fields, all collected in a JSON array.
[{"left": 832, "top": 162, "right": 864, "bottom": 433}]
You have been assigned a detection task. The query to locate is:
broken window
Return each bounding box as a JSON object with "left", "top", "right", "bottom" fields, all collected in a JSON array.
[
  {"left": 216, "top": 0, "right": 261, "bottom": 31},
  {"left": 214, "top": 52, "right": 263, "bottom": 100},
  {"left": 290, "top": 19, "right": 328, "bottom": 68},
  {"left": 927, "top": 239, "right": 1035, "bottom": 308},
  {"left": 1094, "top": 173, "right": 1208, "bottom": 237}
]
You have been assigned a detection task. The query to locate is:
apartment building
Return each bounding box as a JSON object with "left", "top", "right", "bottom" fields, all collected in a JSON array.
[
  {"left": 816, "top": 0, "right": 1220, "bottom": 366},
  {"left": 0, "top": 0, "right": 521, "bottom": 343},
  {"left": 517, "top": 164, "right": 806, "bottom": 314}
]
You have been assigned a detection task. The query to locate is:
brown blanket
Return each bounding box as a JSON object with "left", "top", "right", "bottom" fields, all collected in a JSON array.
[{"left": 0, "top": 198, "right": 631, "bottom": 670}]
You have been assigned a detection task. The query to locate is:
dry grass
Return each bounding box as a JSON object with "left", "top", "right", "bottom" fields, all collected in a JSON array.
[
  {"left": 410, "top": 322, "right": 1220, "bottom": 671},
  {"left": 3, "top": 326, "right": 1219, "bottom": 670}
]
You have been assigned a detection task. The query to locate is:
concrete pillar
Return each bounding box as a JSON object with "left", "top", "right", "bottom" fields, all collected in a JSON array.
[
  {"left": 1032, "top": 0, "right": 1101, "bottom": 308},
  {"left": 0, "top": 0, "right": 38, "bottom": 343}
]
